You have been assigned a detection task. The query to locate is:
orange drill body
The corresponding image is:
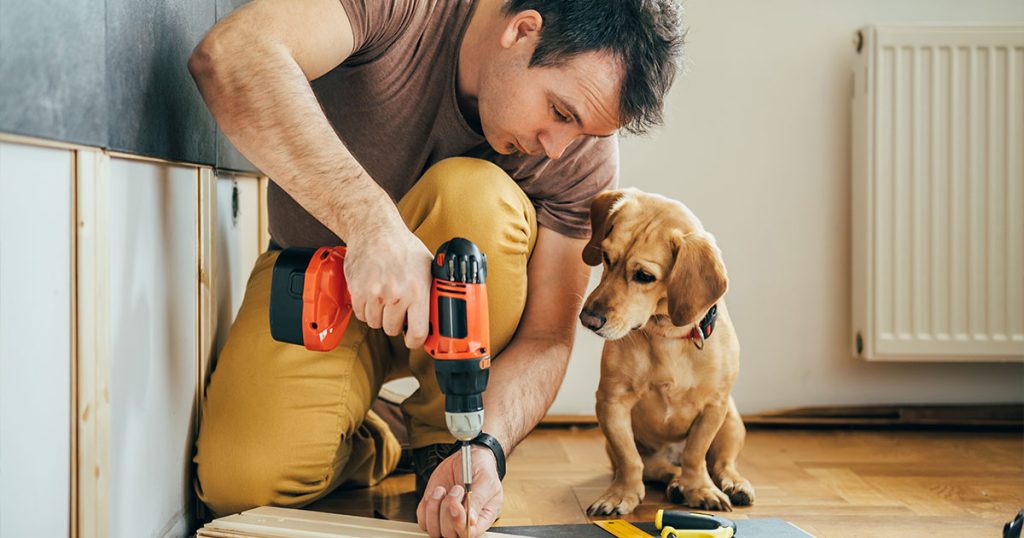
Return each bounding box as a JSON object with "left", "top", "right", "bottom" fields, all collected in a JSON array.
[{"left": 269, "top": 238, "right": 491, "bottom": 440}]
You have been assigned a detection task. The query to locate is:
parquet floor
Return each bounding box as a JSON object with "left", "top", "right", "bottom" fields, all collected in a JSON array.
[{"left": 308, "top": 425, "right": 1024, "bottom": 537}]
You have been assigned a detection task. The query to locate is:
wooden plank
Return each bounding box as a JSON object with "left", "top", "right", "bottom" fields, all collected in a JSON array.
[
  {"left": 198, "top": 507, "right": 521, "bottom": 538},
  {"left": 258, "top": 176, "right": 270, "bottom": 251},
  {"left": 198, "top": 167, "right": 215, "bottom": 412},
  {"left": 70, "top": 149, "right": 78, "bottom": 538},
  {"left": 75, "top": 149, "right": 111, "bottom": 538}
]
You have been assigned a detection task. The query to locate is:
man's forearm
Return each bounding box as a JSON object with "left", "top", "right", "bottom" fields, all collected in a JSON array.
[
  {"left": 481, "top": 336, "right": 574, "bottom": 454},
  {"left": 188, "top": 29, "right": 400, "bottom": 241}
]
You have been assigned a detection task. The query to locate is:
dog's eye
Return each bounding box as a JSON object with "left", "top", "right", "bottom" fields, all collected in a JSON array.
[
  {"left": 602, "top": 251, "right": 611, "bottom": 266},
  {"left": 633, "top": 270, "right": 656, "bottom": 283}
]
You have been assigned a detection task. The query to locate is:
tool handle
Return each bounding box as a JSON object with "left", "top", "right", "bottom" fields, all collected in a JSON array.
[
  {"left": 656, "top": 510, "right": 736, "bottom": 534},
  {"left": 660, "top": 526, "right": 734, "bottom": 538}
]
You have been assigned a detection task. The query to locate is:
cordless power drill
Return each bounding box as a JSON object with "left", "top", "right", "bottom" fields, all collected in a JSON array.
[{"left": 267, "top": 238, "right": 490, "bottom": 519}]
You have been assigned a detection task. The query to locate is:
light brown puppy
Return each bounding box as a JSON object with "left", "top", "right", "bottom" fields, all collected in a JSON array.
[{"left": 580, "top": 188, "right": 754, "bottom": 515}]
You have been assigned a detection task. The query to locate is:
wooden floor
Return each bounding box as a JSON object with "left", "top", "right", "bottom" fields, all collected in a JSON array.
[{"left": 308, "top": 425, "right": 1024, "bottom": 538}]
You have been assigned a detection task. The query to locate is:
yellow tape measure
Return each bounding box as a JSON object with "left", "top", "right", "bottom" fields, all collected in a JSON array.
[
  {"left": 593, "top": 519, "right": 735, "bottom": 538},
  {"left": 592, "top": 519, "right": 653, "bottom": 538}
]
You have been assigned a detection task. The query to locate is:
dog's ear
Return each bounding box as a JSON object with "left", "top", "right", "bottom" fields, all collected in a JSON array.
[
  {"left": 583, "top": 190, "right": 630, "bottom": 266},
  {"left": 667, "top": 231, "right": 728, "bottom": 326}
]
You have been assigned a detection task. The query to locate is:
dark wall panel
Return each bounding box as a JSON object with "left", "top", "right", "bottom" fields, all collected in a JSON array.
[
  {"left": 106, "top": 0, "right": 216, "bottom": 164},
  {"left": 213, "top": 0, "right": 258, "bottom": 173},
  {"left": 0, "top": 0, "right": 107, "bottom": 146}
]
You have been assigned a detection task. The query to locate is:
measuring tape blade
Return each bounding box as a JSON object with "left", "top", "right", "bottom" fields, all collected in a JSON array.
[{"left": 592, "top": 519, "right": 653, "bottom": 538}]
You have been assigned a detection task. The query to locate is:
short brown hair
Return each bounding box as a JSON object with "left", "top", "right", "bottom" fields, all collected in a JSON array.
[{"left": 503, "top": 0, "right": 686, "bottom": 135}]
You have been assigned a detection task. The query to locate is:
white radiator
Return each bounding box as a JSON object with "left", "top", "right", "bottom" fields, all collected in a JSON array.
[{"left": 851, "top": 26, "right": 1024, "bottom": 362}]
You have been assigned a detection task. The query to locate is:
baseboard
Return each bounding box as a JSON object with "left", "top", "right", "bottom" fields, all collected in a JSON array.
[
  {"left": 743, "top": 403, "right": 1023, "bottom": 428},
  {"left": 542, "top": 404, "right": 1024, "bottom": 428},
  {"left": 540, "top": 414, "right": 598, "bottom": 425}
]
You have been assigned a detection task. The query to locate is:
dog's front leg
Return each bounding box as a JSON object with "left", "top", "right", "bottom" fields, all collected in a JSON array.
[
  {"left": 587, "top": 390, "right": 645, "bottom": 516},
  {"left": 673, "top": 401, "right": 733, "bottom": 511}
]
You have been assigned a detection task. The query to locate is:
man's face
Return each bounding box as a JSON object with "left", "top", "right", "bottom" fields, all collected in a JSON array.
[{"left": 478, "top": 41, "right": 623, "bottom": 160}]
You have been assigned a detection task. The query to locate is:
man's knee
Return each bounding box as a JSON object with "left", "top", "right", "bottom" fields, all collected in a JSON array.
[
  {"left": 414, "top": 157, "right": 536, "bottom": 247},
  {"left": 196, "top": 430, "right": 354, "bottom": 516}
]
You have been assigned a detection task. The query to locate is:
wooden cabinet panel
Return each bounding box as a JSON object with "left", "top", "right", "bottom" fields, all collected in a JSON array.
[
  {"left": 107, "top": 158, "right": 198, "bottom": 538},
  {"left": 0, "top": 141, "right": 73, "bottom": 538},
  {"left": 213, "top": 174, "right": 262, "bottom": 355}
]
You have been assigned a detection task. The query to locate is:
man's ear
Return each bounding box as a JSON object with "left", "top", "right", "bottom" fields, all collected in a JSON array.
[
  {"left": 667, "top": 231, "right": 728, "bottom": 326},
  {"left": 500, "top": 9, "right": 543, "bottom": 49},
  {"left": 582, "top": 189, "right": 631, "bottom": 266}
]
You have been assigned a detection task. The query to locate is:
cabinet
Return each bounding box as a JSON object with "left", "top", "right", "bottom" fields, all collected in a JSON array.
[{"left": 0, "top": 141, "right": 74, "bottom": 538}]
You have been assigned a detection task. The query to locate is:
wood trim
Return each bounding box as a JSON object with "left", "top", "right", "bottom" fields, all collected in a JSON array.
[
  {"left": 105, "top": 150, "right": 213, "bottom": 169},
  {"left": 258, "top": 176, "right": 270, "bottom": 251},
  {"left": 75, "top": 149, "right": 111, "bottom": 538},
  {"left": 198, "top": 507, "right": 520, "bottom": 538},
  {"left": 197, "top": 168, "right": 216, "bottom": 418},
  {"left": 196, "top": 167, "right": 216, "bottom": 524},
  {"left": 0, "top": 132, "right": 98, "bottom": 152},
  {"left": 70, "top": 149, "right": 79, "bottom": 538},
  {"left": 541, "top": 414, "right": 598, "bottom": 425}
]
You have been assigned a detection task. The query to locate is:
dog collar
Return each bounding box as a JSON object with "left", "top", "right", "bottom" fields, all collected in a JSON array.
[{"left": 680, "top": 304, "right": 718, "bottom": 350}]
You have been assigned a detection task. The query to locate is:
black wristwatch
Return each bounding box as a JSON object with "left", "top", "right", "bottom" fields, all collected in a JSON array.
[{"left": 451, "top": 433, "right": 506, "bottom": 481}]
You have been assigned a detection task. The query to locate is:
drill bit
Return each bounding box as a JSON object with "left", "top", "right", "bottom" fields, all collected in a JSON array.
[{"left": 461, "top": 442, "right": 472, "bottom": 536}]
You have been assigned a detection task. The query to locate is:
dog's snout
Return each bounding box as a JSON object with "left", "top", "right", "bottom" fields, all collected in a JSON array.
[{"left": 580, "top": 307, "right": 606, "bottom": 331}]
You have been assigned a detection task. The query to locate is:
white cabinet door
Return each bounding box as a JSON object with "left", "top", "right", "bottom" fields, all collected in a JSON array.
[
  {"left": 0, "top": 142, "right": 73, "bottom": 538},
  {"left": 214, "top": 174, "right": 262, "bottom": 355},
  {"left": 107, "top": 158, "right": 198, "bottom": 538}
]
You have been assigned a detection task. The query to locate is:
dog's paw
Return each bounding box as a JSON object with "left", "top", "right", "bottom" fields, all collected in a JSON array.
[
  {"left": 674, "top": 482, "right": 732, "bottom": 512},
  {"left": 587, "top": 482, "right": 645, "bottom": 516},
  {"left": 718, "top": 475, "right": 755, "bottom": 506},
  {"left": 666, "top": 482, "right": 685, "bottom": 504}
]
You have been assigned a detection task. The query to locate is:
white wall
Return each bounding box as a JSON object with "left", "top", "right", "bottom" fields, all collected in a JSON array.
[
  {"left": 553, "top": 0, "right": 1024, "bottom": 415},
  {"left": 0, "top": 142, "right": 72, "bottom": 538}
]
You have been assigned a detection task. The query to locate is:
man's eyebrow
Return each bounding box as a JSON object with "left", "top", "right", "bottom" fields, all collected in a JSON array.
[
  {"left": 553, "top": 91, "right": 618, "bottom": 137},
  {"left": 553, "top": 92, "right": 586, "bottom": 129}
]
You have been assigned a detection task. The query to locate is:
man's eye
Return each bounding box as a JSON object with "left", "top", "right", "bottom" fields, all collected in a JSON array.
[
  {"left": 551, "top": 104, "right": 571, "bottom": 123},
  {"left": 633, "top": 270, "right": 656, "bottom": 283},
  {"left": 602, "top": 251, "right": 611, "bottom": 266}
]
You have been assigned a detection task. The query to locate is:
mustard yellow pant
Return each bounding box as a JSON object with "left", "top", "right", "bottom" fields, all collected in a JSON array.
[{"left": 194, "top": 158, "right": 537, "bottom": 516}]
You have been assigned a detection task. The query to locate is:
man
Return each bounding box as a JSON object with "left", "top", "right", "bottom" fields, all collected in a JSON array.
[{"left": 188, "top": 0, "right": 683, "bottom": 536}]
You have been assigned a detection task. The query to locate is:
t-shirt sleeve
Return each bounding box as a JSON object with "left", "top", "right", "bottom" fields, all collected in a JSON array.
[
  {"left": 337, "top": 0, "right": 419, "bottom": 61},
  {"left": 530, "top": 135, "right": 620, "bottom": 240}
]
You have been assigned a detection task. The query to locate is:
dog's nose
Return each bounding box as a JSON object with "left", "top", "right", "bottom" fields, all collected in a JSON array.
[{"left": 579, "top": 308, "right": 606, "bottom": 331}]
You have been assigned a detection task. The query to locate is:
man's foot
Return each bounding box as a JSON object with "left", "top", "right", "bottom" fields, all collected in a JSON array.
[{"left": 412, "top": 443, "right": 457, "bottom": 498}]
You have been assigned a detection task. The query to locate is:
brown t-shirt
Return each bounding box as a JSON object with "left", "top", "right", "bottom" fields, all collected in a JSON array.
[{"left": 267, "top": 0, "right": 619, "bottom": 248}]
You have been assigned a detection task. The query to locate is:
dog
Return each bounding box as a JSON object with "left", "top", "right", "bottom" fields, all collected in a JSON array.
[{"left": 579, "top": 188, "right": 755, "bottom": 515}]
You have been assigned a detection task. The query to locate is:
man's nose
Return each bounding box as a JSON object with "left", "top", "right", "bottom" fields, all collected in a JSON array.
[{"left": 539, "top": 126, "right": 576, "bottom": 160}]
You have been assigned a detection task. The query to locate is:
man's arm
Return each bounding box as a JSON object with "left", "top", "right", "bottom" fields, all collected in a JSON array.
[
  {"left": 188, "top": 0, "right": 394, "bottom": 241},
  {"left": 416, "top": 226, "right": 591, "bottom": 536},
  {"left": 188, "top": 0, "right": 432, "bottom": 346},
  {"left": 482, "top": 226, "right": 592, "bottom": 452}
]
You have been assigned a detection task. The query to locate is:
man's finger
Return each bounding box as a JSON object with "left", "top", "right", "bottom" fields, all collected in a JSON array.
[
  {"left": 381, "top": 297, "right": 406, "bottom": 336},
  {"left": 363, "top": 294, "right": 385, "bottom": 329},
  {"left": 468, "top": 486, "right": 501, "bottom": 535},
  {"left": 422, "top": 486, "right": 446, "bottom": 537},
  {"left": 440, "top": 486, "right": 466, "bottom": 538},
  {"left": 404, "top": 293, "right": 429, "bottom": 348}
]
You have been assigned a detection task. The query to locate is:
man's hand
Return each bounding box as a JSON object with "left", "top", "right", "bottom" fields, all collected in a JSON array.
[
  {"left": 416, "top": 446, "right": 504, "bottom": 538},
  {"left": 344, "top": 225, "right": 433, "bottom": 349}
]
